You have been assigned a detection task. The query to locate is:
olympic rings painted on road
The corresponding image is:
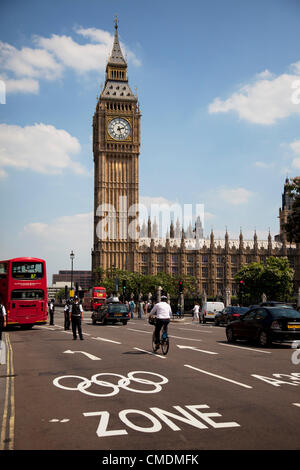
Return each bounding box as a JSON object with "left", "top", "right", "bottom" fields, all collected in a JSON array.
[{"left": 53, "top": 371, "right": 168, "bottom": 397}]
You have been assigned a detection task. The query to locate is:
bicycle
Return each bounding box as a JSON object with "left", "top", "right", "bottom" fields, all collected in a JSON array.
[{"left": 148, "top": 315, "right": 169, "bottom": 355}]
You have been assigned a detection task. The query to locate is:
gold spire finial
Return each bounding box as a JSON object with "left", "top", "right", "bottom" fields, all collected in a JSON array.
[{"left": 114, "top": 15, "right": 118, "bottom": 30}]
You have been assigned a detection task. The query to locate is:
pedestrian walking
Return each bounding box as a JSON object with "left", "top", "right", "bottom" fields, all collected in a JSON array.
[
  {"left": 138, "top": 300, "right": 144, "bottom": 319},
  {"left": 64, "top": 299, "right": 71, "bottom": 330},
  {"left": 129, "top": 300, "right": 135, "bottom": 319},
  {"left": 70, "top": 296, "right": 84, "bottom": 340},
  {"left": 0, "top": 296, "right": 7, "bottom": 342},
  {"left": 192, "top": 303, "right": 200, "bottom": 322},
  {"left": 49, "top": 299, "right": 55, "bottom": 325}
]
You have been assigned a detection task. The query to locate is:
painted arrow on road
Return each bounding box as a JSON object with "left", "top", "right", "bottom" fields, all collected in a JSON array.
[
  {"left": 63, "top": 350, "right": 101, "bottom": 360},
  {"left": 177, "top": 345, "right": 218, "bottom": 355}
]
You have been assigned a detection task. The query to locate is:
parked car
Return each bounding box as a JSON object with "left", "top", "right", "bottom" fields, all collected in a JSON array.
[
  {"left": 91, "top": 302, "right": 130, "bottom": 325},
  {"left": 214, "top": 306, "right": 249, "bottom": 326},
  {"left": 226, "top": 307, "right": 300, "bottom": 347},
  {"left": 259, "top": 301, "right": 293, "bottom": 309},
  {"left": 200, "top": 302, "right": 225, "bottom": 323}
]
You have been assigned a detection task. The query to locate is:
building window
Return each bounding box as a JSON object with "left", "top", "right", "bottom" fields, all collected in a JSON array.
[
  {"left": 187, "top": 267, "right": 194, "bottom": 276},
  {"left": 231, "top": 255, "right": 237, "bottom": 264},
  {"left": 246, "top": 256, "right": 251, "bottom": 264},
  {"left": 217, "top": 267, "right": 223, "bottom": 278},
  {"left": 187, "top": 255, "right": 194, "bottom": 264},
  {"left": 157, "top": 266, "right": 164, "bottom": 273},
  {"left": 202, "top": 255, "right": 208, "bottom": 263},
  {"left": 141, "top": 254, "right": 148, "bottom": 263},
  {"left": 172, "top": 266, "right": 179, "bottom": 275},
  {"left": 142, "top": 267, "right": 148, "bottom": 275},
  {"left": 202, "top": 267, "right": 208, "bottom": 278},
  {"left": 217, "top": 256, "right": 223, "bottom": 264},
  {"left": 157, "top": 254, "right": 164, "bottom": 263},
  {"left": 231, "top": 268, "right": 238, "bottom": 276},
  {"left": 172, "top": 254, "right": 178, "bottom": 263}
]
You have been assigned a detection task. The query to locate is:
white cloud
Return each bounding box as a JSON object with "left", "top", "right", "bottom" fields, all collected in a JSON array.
[
  {"left": 22, "top": 212, "right": 93, "bottom": 279},
  {"left": 219, "top": 187, "right": 253, "bottom": 205},
  {"left": 0, "top": 123, "right": 86, "bottom": 176},
  {"left": 289, "top": 140, "right": 300, "bottom": 169},
  {"left": 254, "top": 161, "right": 275, "bottom": 169},
  {"left": 208, "top": 65, "right": 300, "bottom": 125},
  {"left": 0, "top": 27, "right": 141, "bottom": 94},
  {"left": 5, "top": 77, "right": 39, "bottom": 94},
  {"left": 0, "top": 41, "right": 62, "bottom": 81}
]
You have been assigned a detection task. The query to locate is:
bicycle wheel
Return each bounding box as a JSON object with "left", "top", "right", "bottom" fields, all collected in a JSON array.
[
  {"left": 161, "top": 337, "right": 169, "bottom": 355},
  {"left": 152, "top": 331, "right": 158, "bottom": 352}
]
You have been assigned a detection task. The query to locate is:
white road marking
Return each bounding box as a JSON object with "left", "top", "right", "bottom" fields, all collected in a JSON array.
[
  {"left": 178, "top": 327, "right": 212, "bottom": 333},
  {"left": 91, "top": 337, "right": 121, "bottom": 344},
  {"left": 219, "top": 343, "right": 271, "bottom": 354},
  {"left": 63, "top": 350, "right": 101, "bottom": 360},
  {"left": 128, "top": 328, "right": 203, "bottom": 342},
  {"left": 185, "top": 364, "right": 253, "bottom": 389},
  {"left": 0, "top": 340, "right": 6, "bottom": 365},
  {"left": 134, "top": 348, "right": 166, "bottom": 359},
  {"left": 177, "top": 345, "right": 218, "bottom": 355}
]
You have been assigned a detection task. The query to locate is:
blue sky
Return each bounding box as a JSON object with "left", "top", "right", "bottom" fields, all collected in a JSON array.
[{"left": 1, "top": 0, "right": 300, "bottom": 282}]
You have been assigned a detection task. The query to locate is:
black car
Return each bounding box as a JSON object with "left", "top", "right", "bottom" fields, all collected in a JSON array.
[
  {"left": 226, "top": 307, "right": 300, "bottom": 347},
  {"left": 215, "top": 306, "right": 249, "bottom": 326},
  {"left": 91, "top": 302, "right": 130, "bottom": 325}
]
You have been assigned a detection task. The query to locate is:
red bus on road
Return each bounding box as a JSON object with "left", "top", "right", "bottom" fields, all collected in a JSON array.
[
  {"left": 92, "top": 286, "right": 106, "bottom": 310},
  {"left": 0, "top": 257, "right": 47, "bottom": 328},
  {"left": 82, "top": 286, "right": 106, "bottom": 311}
]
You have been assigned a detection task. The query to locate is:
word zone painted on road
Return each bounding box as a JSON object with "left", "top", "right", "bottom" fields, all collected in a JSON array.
[
  {"left": 83, "top": 404, "right": 240, "bottom": 437},
  {"left": 53, "top": 370, "right": 240, "bottom": 437}
]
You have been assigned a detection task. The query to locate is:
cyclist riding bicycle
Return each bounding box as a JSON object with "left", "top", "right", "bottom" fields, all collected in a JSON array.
[{"left": 149, "top": 295, "right": 172, "bottom": 351}]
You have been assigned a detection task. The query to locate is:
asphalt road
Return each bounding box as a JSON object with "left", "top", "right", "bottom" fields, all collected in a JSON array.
[{"left": 1, "top": 308, "right": 300, "bottom": 455}]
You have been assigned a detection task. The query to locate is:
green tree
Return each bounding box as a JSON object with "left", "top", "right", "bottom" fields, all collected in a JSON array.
[
  {"left": 235, "top": 256, "right": 294, "bottom": 304},
  {"left": 284, "top": 177, "right": 300, "bottom": 243},
  {"left": 93, "top": 267, "right": 197, "bottom": 300}
]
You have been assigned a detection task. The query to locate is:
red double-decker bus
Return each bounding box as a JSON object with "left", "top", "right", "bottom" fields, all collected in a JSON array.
[
  {"left": 92, "top": 286, "right": 106, "bottom": 310},
  {"left": 83, "top": 286, "right": 107, "bottom": 311},
  {"left": 0, "top": 257, "right": 47, "bottom": 328}
]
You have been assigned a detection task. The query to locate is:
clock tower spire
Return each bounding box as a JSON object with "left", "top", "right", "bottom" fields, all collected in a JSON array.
[{"left": 92, "top": 19, "right": 141, "bottom": 277}]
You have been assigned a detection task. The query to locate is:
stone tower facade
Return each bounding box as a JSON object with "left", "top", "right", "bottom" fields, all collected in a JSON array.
[
  {"left": 92, "top": 19, "right": 141, "bottom": 275},
  {"left": 91, "top": 21, "right": 300, "bottom": 299}
]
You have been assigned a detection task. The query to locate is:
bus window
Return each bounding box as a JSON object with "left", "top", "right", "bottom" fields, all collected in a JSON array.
[
  {"left": 12, "top": 262, "right": 44, "bottom": 279},
  {"left": 0, "top": 263, "right": 7, "bottom": 278},
  {"left": 11, "top": 289, "right": 45, "bottom": 300}
]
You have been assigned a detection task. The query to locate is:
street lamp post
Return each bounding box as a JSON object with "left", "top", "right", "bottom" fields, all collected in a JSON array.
[{"left": 70, "top": 250, "right": 75, "bottom": 290}]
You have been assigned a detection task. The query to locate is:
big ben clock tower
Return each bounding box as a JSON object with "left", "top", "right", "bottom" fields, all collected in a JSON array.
[{"left": 92, "top": 19, "right": 141, "bottom": 276}]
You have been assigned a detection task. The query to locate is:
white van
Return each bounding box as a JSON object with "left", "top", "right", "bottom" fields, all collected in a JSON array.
[{"left": 200, "top": 302, "right": 225, "bottom": 323}]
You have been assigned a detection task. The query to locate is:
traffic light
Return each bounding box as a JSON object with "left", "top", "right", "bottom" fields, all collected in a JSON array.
[
  {"left": 122, "top": 279, "right": 127, "bottom": 291},
  {"left": 178, "top": 280, "right": 184, "bottom": 294}
]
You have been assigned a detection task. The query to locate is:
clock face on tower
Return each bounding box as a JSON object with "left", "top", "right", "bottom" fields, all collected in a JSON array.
[{"left": 108, "top": 117, "right": 131, "bottom": 140}]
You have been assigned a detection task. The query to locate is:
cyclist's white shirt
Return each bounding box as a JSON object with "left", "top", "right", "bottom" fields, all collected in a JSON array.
[{"left": 150, "top": 302, "right": 172, "bottom": 319}]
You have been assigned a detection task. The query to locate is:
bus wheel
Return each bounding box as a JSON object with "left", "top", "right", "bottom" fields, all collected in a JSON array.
[{"left": 21, "top": 324, "right": 33, "bottom": 329}]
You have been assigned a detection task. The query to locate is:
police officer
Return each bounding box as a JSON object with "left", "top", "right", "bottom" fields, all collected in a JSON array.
[
  {"left": 70, "top": 296, "right": 84, "bottom": 340},
  {"left": 49, "top": 298, "right": 55, "bottom": 325},
  {"left": 0, "top": 296, "right": 7, "bottom": 342},
  {"left": 64, "top": 299, "right": 71, "bottom": 330}
]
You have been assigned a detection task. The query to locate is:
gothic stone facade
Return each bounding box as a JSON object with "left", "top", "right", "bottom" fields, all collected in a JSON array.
[{"left": 92, "top": 21, "right": 300, "bottom": 297}]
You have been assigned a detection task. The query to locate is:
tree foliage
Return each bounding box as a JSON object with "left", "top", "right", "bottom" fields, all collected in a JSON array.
[
  {"left": 93, "top": 266, "right": 197, "bottom": 300},
  {"left": 235, "top": 256, "right": 294, "bottom": 304},
  {"left": 284, "top": 177, "right": 300, "bottom": 243}
]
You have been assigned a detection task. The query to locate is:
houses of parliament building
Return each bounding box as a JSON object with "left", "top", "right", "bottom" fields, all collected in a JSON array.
[{"left": 91, "top": 20, "right": 300, "bottom": 298}]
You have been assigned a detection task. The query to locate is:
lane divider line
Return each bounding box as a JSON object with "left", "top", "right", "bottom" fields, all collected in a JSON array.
[
  {"left": 184, "top": 364, "right": 253, "bottom": 389},
  {"left": 0, "top": 334, "right": 15, "bottom": 450}
]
